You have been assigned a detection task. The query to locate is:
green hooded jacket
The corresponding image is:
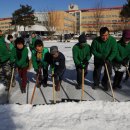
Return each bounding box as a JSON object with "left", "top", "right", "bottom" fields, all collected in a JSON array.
[
  {"left": 32, "top": 47, "right": 49, "bottom": 70},
  {"left": 10, "top": 47, "right": 29, "bottom": 68},
  {"left": 29, "top": 37, "right": 37, "bottom": 50},
  {"left": 91, "top": 35, "right": 117, "bottom": 62},
  {"left": 114, "top": 39, "right": 130, "bottom": 62},
  {"left": 72, "top": 43, "right": 91, "bottom": 66},
  {"left": 0, "top": 36, "right": 10, "bottom": 63}
]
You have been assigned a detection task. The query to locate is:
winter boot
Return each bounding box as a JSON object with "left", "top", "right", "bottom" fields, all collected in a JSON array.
[
  {"left": 76, "top": 84, "right": 81, "bottom": 89},
  {"left": 92, "top": 83, "right": 99, "bottom": 90},
  {"left": 21, "top": 86, "right": 26, "bottom": 93},
  {"left": 113, "top": 71, "right": 123, "bottom": 90},
  {"left": 42, "top": 80, "right": 47, "bottom": 87},
  {"left": 101, "top": 81, "right": 108, "bottom": 91}
]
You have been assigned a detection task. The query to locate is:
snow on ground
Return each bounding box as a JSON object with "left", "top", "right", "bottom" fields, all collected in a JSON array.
[
  {"left": 0, "top": 40, "right": 130, "bottom": 130},
  {"left": 0, "top": 101, "right": 130, "bottom": 130}
]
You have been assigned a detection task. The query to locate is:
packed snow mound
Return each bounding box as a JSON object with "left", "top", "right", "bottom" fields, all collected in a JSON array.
[{"left": 0, "top": 101, "right": 130, "bottom": 130}]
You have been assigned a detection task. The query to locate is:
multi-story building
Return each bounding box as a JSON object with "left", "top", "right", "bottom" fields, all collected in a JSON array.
[
  {"left": 67, "top": 5, "right": 129, "bottom": 34},
  {"left": 48, "top": 11, "right": 76, "bottom": 34},
  {"left": 0, "top": 17, "right": 14, "bottom": 33}
]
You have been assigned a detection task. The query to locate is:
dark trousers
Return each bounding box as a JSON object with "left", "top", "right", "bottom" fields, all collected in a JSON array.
[
  {"left": 93, "top": 62, "right": 112, "bottom": 87},
  {"left": 113, "top": 71, "right": 124, "bottom": 88},
  {"left": 37, "top": 67, "right": 48, "bottom": 85},
  {"left": 42, "top": 68, "right": 48, "bottom": 84},
  {"left": 18, "top": 67, "right": 28, "bottom": 89},
  {"left": 54, "top": 69, "right": 65, "bottom": 91},
  {"left": 76, "top": 65, "right": 88, "bottom": 86}
]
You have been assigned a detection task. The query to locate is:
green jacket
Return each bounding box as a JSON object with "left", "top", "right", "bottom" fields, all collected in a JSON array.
[
  {"left": 9, "top": 42, "right": 14, "bottom": 51},
  {"left": 32, "top": 47, "right": 49, "bottom": 70},
  {"left": 29, "top": 37, "right": 37, "bottom": 51},
  {"left": 91, "top": 35, "right": 117, "bottom": 62},
  {"left": 0, "top": 36, "right": 10, "bottom": 63},
  {"left": 72, "top": 43, "right": 91, "bottom": 66},
  {"left": 10, "top": 47, "right": 29, "bottom": 68},
  {"left": 114, "top": 39, "right": 130, "bottom": 62}
]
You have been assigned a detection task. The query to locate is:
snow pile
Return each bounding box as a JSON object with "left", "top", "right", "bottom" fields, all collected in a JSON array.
[{"left": 0, "top": 101, "right": 130, "bottom": 130}]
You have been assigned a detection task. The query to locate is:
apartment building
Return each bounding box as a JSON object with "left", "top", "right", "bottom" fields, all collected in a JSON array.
[
  {"left": 46, "top": 11, "right": 76, "bottom": 34},
  {"left": 0, "top": 17, "right": 14, "bottom": 33},
  {"left": 67, "top": 5, "right": 129, "bottom": 34}
]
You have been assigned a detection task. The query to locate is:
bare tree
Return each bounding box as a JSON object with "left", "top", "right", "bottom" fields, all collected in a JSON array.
[
  {"left": 39, "top": 9, "right": 61, "bottom": 38},
  {"left": 93, "top": 0, "right": 103, "bottom": 34},
  {"left": 120, "top": 0, "right": 130, "bottom": 29}
]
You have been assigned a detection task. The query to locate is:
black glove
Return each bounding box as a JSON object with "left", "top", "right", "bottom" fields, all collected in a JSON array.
[
  {"left": 10, "top": 62, "right": 16, "bottom": 68},
  {"left": 122, "top": 58, "right": 129, "bottom": 66},
  {"left": 77, "top": 64, "right": 83, "bottom": 69},
  {"left": 77, "top": 63, "right": 86, "bottom": 69},
  {"left": 104, "top": 59, "right": 111, "bottom": 65},
  {"left": 82, "top": 59, "right": 88, "bottom": 65}
]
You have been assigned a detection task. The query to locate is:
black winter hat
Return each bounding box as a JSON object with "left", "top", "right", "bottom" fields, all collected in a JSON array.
[
  {"left": 50, "top": 46, "right": 58, "bottom": 55},
  {"left": 78, "top": 34, "right": 86, "bottom": 43}
]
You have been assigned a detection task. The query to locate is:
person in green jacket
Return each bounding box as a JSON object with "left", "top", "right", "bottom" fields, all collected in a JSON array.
[
  {"left": 29, "top": 32, "right": 37, "bottom": 51},
  {"left": 91, "top": 27, "right": 117, "bottom": 90},
  {"left": 0, "top": 30, "right": 12, "bottom": 91},
  {"left": 32, "top": 39, "right": 49, "bottom": 87},
  {"left": 5, "top": 34, "right": 14, "bottom": 52},
  {"left": 10, "top": 37, "right": 29, "bottom": 93},
  {"left": 112, "top": 29, "right": 130, "bottom": 89},
  {"left": 72, "top": 33, "right": 91, "bottom": 89}
]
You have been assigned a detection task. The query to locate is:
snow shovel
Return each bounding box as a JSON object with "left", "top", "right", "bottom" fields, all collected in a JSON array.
[
  {"left": 81, "top": 68, "right": 85, "bottom": 101},
  {"left": 30, "top": 72, "right": 40, "bottom": 104},
  {"left": 7, "top": 67, "right": 15, "bottom": 103},
  {"left": 52, "top": 69, "right": 56, "bottom": 104},
  {"left": 104, "top": 63, "right": 116, "bottom": 102}
]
